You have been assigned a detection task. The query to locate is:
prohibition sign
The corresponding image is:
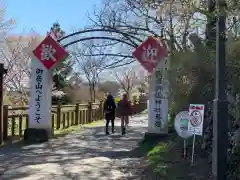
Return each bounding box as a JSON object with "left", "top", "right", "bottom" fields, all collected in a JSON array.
[{"left": 190, "top": 110, "right": 202, "bottom": 127}]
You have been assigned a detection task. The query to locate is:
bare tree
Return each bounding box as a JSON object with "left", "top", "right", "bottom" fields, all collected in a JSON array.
[
  {"left": 0, "top": 8, "right": 39, "bottom": 106},
  {"left": 55, "top": 0, "right": 240, "bottom": 73},
  {"left": 115, "top": 67, "right": 139, "bottom": 97},
  {"left": 98, "top": 81, "right": 120, "bottom": 96},
  {"left": 71, "top": 41, "right": 105, "bottom": 102},
  {"left": 0, "top": 8, "right": 15, "bottom": 33},
  {"left": 58, "top": 0, "right": 203, "bottom": 75},
  {"left": 1, "top": 34, "right": 41, "bottom": 105},
  {"left": 68, "top": 73, "right": 83, "bottom": 88}
]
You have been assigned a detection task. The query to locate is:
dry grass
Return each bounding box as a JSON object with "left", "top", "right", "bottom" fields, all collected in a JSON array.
[{"left": 137, "top": 135, "right": 212, "bottom": 179}]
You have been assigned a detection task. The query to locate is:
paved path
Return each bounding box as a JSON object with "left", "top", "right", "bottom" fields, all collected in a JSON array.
[{"left": 0, "top": 114, "right": 148, "bottom": 180}]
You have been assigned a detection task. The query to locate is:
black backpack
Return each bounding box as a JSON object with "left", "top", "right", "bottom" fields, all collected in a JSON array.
[{"left": 104, "top": 100, "right": 115, "bottom": 113}]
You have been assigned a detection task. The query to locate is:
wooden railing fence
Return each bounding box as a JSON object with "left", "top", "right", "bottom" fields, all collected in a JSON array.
[{"left": 0, "top": 100, "right": 147, "bottom": 144}]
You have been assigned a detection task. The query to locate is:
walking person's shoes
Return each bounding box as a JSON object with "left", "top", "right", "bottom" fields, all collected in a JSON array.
[
  {"left": 122, "top": 127, "right": 126, "bottom": 135},
  {"left": 112, "top": 129, "right": 115, "bottom": 134},
  {"left": 105, "top": 128, "right": 110, "bottom": 135}
]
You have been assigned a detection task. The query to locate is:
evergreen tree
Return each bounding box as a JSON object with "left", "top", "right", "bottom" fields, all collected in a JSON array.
[{"left": 48, "top": 22, "right": 73, "bottom": 104}]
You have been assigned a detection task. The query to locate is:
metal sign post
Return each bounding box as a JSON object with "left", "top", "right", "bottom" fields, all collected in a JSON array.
[
  {"left": 191, "top": 132, "right": 196, "bottom": 165},
  {"left": 184, "top": 140, "right": 187, "bottom": 158},
  {"left": 188, "top": 104, "right": 205, "bottom": 165}
]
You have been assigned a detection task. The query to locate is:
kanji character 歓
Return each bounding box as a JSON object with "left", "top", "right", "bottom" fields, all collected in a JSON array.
[{"left": 40, "top": 44, "right": 56, "bottom": 61}]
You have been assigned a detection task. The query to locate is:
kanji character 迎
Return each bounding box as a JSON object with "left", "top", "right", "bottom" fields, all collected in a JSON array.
[{"left": 142, "top": 45, "right": 157, "bottom": 63}]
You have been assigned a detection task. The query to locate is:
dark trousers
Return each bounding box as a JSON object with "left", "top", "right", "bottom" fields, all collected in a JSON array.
[
  {"left": 105, "top": 112, "right": 115, "bottom": 133},
  {"left": 106, "top": 119, "right": 114, "bottom": 133}
]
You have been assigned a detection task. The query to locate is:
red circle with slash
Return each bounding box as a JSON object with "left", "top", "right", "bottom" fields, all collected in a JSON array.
[{"left": 190, "top": 110, "right": 202, "bottom": 127}]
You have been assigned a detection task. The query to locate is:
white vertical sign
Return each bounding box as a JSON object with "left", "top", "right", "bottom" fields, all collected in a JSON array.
[
  {"left": 28, "top": 57, "right": 52, "bottom": 133},
  {"left": 188, "top": 104, "right": 205, "bottom": 136},
  {"left": 148, "top": 58, "right": 169, "bottom": 134}
]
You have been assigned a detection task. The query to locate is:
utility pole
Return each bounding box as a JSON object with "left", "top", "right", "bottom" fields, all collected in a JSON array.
[
  {"left": 0, "top": 63, "right": 7, "bottom": 145},
  {"left": 212, "top": 0, "right": 228, "bottom": 179},
  {"left": 206, "top": 0, "right": 216, "bottom": 49}
]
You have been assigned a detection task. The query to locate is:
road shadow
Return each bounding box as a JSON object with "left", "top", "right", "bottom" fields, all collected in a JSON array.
[{"left": 0, "top": 124, "right": 148, "bottom": 180}]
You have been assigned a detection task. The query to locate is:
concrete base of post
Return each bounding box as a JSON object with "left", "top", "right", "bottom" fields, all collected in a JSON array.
[
  {"left": 144, "top": 132, "right": 168, "bottom": 141},
  {"left": 24, "top": 128, "right": 50, "bottom": 143}
]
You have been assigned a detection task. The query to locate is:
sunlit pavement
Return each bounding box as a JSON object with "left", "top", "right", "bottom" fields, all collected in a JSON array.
[{"left": 0, "top": 114, "right": 148, "bottom": 180}]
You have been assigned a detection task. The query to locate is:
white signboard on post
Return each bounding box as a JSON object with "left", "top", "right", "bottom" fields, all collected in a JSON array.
[
  {"left": 132, "top": 36, "right": 168, "bottom": 135},
  {"left": 25, "top": 35, "right": 69, "bottom": 141},
  {"left": 174, "top": 111, "right": 193, "bottom": 158},
  {"left": 188, "top": 104, "right": 205, "bottom": 136},
  {"left": 28, "top": 58, "right": 52, "bottom": 132},
  {"left": 174, "top": 111, "right": 193, "bottom": 139},
  {"left": 148, "top": 59, "right": 169, "bottom": 134}
]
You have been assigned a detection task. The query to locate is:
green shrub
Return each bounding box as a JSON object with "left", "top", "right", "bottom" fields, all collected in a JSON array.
[{"left": 114, "top": 97, "right": 120, "bottom": 104}]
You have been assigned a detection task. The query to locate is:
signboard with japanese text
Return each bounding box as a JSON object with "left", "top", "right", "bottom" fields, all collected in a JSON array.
[
  {"left": 28, "top": 58, "right": 52, "bottom": 130},
  {"left": 174, "top": 111, "right": 193, "bottom": 139},
  {"left": 32, "top": 34, "right": 68, "bottom": 70},
  {"left": 147, "top": 60, "right": 169, "bottom": 134},
  {"left": 132, "top": 36, "right": 168, "bottom": 73},
  {"left": 188, "top": 104, "right": 205, "bottom": 136},
  {"left": 27, "top": 34, "right": 69, "bottom": 138}
]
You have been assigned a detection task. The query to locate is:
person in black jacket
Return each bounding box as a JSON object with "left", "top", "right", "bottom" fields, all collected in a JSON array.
[{"left": 103, "top": 94, "right": 116, "bottom": 135}]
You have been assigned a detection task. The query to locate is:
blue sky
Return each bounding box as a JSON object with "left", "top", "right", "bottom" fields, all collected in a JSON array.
[
  {"left": 4, "top": 0, "right": 102, "bottom": 35},
  {"left": 3, "top": 0, "right": 140, "bottom": 81}
]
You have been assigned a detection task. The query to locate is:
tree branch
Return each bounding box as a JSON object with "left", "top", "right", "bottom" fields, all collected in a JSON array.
[{"left": 63, "top": 36, "right": 137, "bottom": 48}]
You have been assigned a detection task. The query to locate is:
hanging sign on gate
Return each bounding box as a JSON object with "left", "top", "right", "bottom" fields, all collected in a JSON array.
[
  {"left": 32, "top": 35, "right": 69, "bottom": 70},
  {"left": 132, "top": 36, "right": 168, "bottom": 73}
]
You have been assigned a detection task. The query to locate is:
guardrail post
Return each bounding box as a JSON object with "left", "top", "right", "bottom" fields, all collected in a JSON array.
[
  {"left": 99, "top": 100, "right": 104, "bottom": 119},
  {"left": 88, "top": 102, "right": 92, "bottom": 123},
  {"left": 56, "top": 104, "right": 61, "bottom": 129},
  {"left": 75, "top": 103, "right": 79, "bottom": 125}
]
